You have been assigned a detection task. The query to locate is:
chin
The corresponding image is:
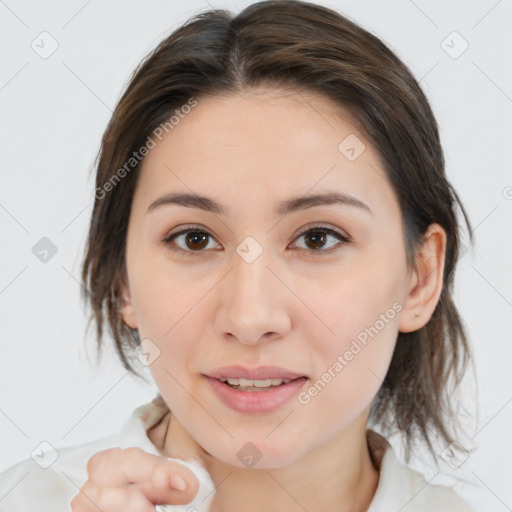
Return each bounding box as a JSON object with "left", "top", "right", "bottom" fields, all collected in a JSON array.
[{"left": 203, "top": 436, "right": 303, "bottom": 470}]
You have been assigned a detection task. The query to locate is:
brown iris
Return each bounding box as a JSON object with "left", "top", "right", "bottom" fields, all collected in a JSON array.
[
  {"left": 185, "top": 231, "right": 209, "bottom": 250},
  {"left": 304, "top": 230, "right": 327, "bottom": 250}
]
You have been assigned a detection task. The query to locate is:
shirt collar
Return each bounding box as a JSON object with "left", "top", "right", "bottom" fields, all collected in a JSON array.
[
  {"left": 366, "top": 430, "right": 415, "bottom": 510},
  {"left": 120, "top": 394, "right": 413, "bottom": 511},
  {"left": 119, "top": 393, "right": 170, "bottom": 456}
]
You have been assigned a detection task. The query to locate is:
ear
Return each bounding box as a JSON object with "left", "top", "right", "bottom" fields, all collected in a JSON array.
[
  {"left": 119, "top": 282, "right": 138, "bottom": 330},
  {"left": 399, "top": 223, "right": 447, "bottom": 333}
]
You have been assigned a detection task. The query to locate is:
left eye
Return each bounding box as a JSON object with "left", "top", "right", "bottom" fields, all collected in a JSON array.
[
  {"left": 161, "top": 225, "right": 350, "bottom": 256},
  {"left": 292, "top": 226, "right": 350, "bottom": 253}
]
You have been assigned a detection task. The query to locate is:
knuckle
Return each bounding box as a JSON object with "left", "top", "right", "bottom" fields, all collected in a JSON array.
[
  {"left": 81, "top": 480, "right": 102, "bottom": 501},
  {"left": 87, "top": 448, "right": 122, "bottom": 477},
  {"left": 151, "top": 462, "right": 170, "bottom": 488},
  {"left": 71, "top": 481, "right": 103, "bottom": 511},
  {"left": 70, "top": 494, "right": 79, "bottom": 511},
  {"left": 122, "top": 446, "right": 144, "bottom": 460},
  {"left": 129, "top": 491, "right": 155, "bottom": 512}
]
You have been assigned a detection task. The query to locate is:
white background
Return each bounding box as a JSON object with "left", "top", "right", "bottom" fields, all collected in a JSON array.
[{"left": 0, "top": 1, "right": 511, "bottom": 510}]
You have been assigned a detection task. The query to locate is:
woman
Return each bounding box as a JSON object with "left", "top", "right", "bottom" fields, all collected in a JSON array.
[{"left": 0, "top": 1, "right": 476, "bottom": 510}]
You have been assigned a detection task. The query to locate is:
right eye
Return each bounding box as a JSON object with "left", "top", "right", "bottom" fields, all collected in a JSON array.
[{"left": 161, "top": 225, "right": 222, "bottom": 256}]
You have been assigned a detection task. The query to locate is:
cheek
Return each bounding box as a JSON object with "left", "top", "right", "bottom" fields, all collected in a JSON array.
[
  {"left": 308, "top": 305, "right": 398, "bottom": 394},
  {"left": 309, "top": 267, "right": 400, "bottom": 350},
  {"left": 144, "top": 310, "right": 203, "bottom": 418},
  {"left": 297, "top": 315, "right": 398, "bottom": 436},
  {"left": 130, "top": 265, "right": 209, "bottom": 384},
  {"left": 131, "top": 254, "right": 207, "bottom": 338},
  {"left": 297, "top": 270, "right": 401, "bottom": 407}
]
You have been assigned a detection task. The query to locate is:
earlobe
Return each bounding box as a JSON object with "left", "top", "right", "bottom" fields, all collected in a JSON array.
[
  {"left": 398, "top": 223, "right": 447, "bottom": 333},
  {"left": 120, "top": 287, "right": 138, "bottom": 329}
]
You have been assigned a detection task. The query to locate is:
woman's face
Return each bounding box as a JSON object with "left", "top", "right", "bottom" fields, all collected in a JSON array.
[{"left": 121, "top": 88, "right": 418, "bottom": 468}]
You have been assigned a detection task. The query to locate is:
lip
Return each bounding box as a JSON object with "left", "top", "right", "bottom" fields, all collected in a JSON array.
[
  {"left": 204, "top": 374, "right": 308, "bottom": 414},
  {"left": 204, "top": 365, "right": 308, "bottom": 380}
]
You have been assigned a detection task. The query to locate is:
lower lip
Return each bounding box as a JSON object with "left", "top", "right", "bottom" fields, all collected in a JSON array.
[{"left": 204, "top": 376, "right": 308, "bottom": 414}]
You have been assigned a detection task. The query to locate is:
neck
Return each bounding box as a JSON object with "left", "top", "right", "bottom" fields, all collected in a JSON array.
[{"left": 153, "top": 409, "right": 380, "bottom": 512}]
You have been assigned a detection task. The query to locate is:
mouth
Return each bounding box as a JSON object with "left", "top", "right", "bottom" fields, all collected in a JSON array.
[
  {"left": 202, "top": 371, "right": 309, "bottom": 414},
  {"left": 214, "top": 376, "right": 307, "bottom": 392},
  {"left": 204, "top": 364, "right": 309, "bottom": 382}
]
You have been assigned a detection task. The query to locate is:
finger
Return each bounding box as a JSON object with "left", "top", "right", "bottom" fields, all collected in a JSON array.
[
  {"left": 87, "top": 447, "right": 187, "bottom": 487},
  {"left": 86, "top": 447, "right": 200, "bottom": 502},
  {"left": 71, "top": 479, "right": 154, "bottom": 512},
  {"left": 130, "top": 473, "right": 201, "bottom": 506}
]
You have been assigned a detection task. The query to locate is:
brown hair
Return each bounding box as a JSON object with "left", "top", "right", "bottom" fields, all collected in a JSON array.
[{"left": 81, "top": 0, "right": 474, "bottom": 460}]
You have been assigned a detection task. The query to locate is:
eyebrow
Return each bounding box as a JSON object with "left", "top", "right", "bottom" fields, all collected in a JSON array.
[{"left": 146, "top": 191, "right": 372, "bottom": 217}]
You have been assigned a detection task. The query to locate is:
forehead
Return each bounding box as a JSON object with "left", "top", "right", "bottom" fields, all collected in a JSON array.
[{"left": 135, "top": 88, "right": 397, "bottom": 217}]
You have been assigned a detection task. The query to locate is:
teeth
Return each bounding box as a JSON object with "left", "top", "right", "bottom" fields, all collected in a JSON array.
[{"left": 219, "top": 377, "right": 292, "bottom": 387}]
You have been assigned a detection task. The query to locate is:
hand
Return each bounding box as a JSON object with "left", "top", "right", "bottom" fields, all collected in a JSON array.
[{"left": 70, "top": 447, "right": 200, "bottom": 511}]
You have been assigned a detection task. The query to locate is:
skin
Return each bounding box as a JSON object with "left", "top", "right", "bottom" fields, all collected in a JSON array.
[{"left": 120, "top": 86, "right": 446, "bottom": 512}]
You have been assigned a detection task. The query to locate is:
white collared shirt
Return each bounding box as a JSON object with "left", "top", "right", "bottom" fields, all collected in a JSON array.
[{"left": 0, "top": 394, "right": 474, "bottom": 511}]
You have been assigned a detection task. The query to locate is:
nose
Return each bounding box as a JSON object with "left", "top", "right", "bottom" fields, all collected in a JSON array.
[{"left": 213, "top": 243, "right": 292, "bottom": 345}]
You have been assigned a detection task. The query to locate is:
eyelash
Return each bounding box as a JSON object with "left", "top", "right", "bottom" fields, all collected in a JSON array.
[{"left": 160, "top": 223, "right": 351, "bottom": 257}]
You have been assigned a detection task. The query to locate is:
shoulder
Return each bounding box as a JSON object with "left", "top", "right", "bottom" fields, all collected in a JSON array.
[
  {"left": 0, "top": 433, "right": 119, "bottom": 511},
  {"left": 367, "top": 430, "right": 476, "bottom": 512},
  {"left": 398, "top": 463, "right": 476, "bottom": 512}
]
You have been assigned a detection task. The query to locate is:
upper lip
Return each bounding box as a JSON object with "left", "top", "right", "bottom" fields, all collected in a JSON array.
[{"left": 204, "top": 365, "right": 308, "bottom": 381}]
